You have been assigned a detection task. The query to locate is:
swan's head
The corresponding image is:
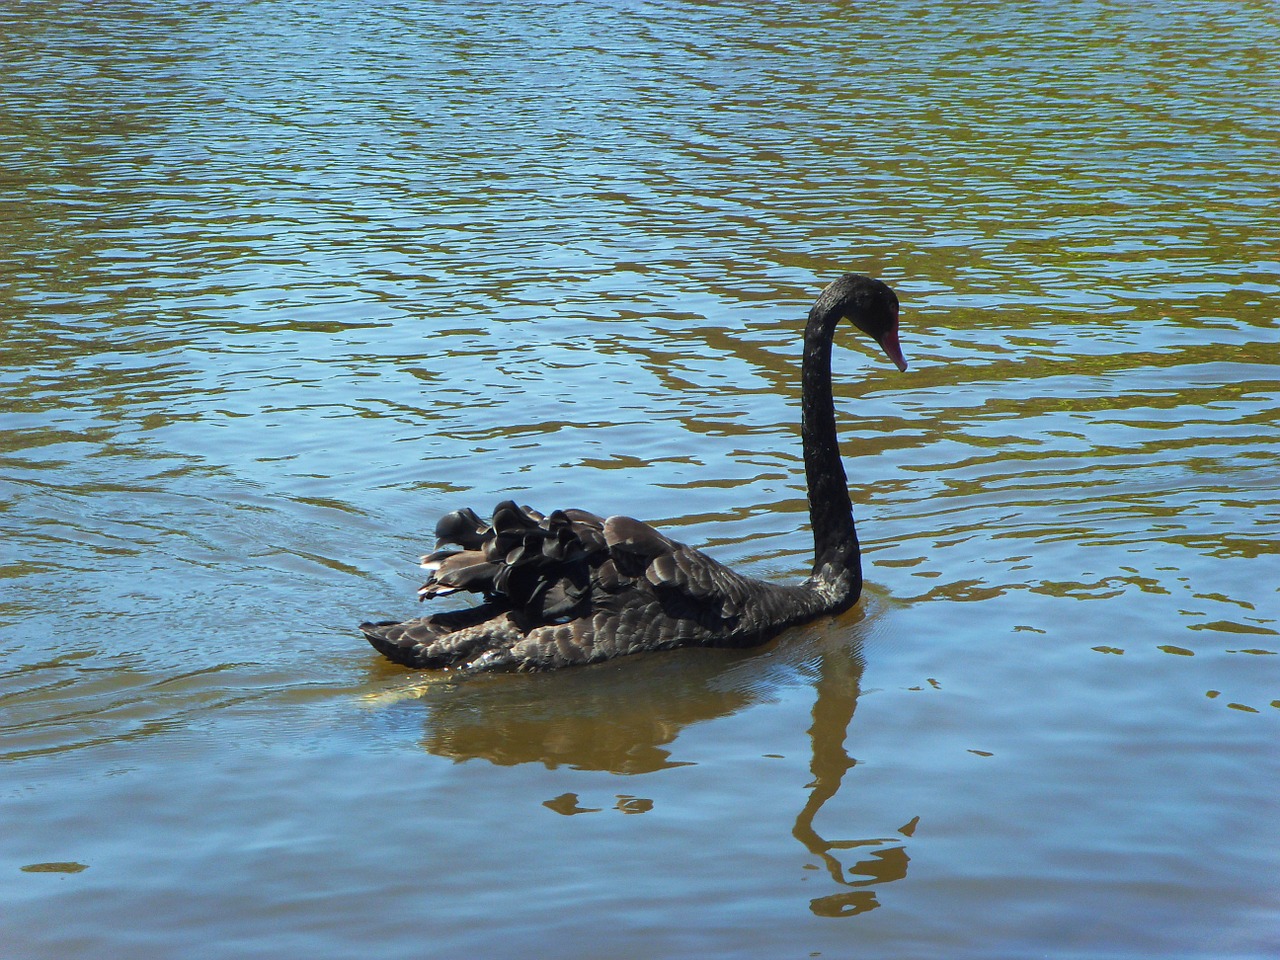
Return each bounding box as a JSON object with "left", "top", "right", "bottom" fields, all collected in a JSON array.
[{"left": 816, "top": 274, "right": 908, "bottom": 372}]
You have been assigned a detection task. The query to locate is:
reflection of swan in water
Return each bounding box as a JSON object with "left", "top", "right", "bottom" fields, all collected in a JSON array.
[
  {"left": 380, "top": 606, "right": 918, "bottom": 914},
  {"left": 793, "top": 632, "right": 916, "bottom": 917},
  {"left": 383, "top": 639, "right": 766, "bottom": 774}
]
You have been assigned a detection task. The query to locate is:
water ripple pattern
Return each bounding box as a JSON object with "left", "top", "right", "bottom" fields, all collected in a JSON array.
[{"left": 1, "top": 1, "right": 1278, "bottom": 958}]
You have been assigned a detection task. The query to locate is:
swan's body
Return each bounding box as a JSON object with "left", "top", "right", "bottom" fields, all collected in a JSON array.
[{"left": 361, "top": 274, "right": 907, "bottom": 672}]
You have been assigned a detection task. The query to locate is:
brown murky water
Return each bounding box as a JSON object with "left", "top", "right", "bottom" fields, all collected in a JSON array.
[{"left": 2, "top": 1, "right": 1278, "bottom": 957}]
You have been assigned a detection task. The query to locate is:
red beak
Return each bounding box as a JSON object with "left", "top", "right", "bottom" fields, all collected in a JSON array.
[{"left": 878, "top": 323, "right": 908, "bottom": 372}]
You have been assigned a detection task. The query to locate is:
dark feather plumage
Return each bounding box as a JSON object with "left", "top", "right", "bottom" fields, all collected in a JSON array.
[
  {"left": 362, "top": 500, "right": 823, "bottom": 671},
  {"left": 360, "top": 273, "right": 908, "bottom": 672}
]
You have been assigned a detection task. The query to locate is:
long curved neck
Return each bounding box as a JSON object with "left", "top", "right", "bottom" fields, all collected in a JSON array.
[{"left": 801, "top": 303, "right": 862, "bottom": 607}]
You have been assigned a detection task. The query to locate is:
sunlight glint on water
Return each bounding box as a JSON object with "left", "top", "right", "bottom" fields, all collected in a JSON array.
[{"left": 1, "top": 1, "right": 1278, "bottom": 958}]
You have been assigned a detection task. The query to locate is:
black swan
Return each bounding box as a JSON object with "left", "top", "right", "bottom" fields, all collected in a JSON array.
[{"left": 360, "top": 273, "right": 908, "bottom": 672}]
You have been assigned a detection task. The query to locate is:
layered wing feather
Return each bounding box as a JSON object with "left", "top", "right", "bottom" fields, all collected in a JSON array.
[{"left": 360, "top": 500, "right": 815, "bottom": 671}]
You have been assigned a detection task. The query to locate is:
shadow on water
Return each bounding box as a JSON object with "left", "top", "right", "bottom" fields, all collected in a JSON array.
[{"left": 373, "top": 601, "right": 914, "bottom": 916}]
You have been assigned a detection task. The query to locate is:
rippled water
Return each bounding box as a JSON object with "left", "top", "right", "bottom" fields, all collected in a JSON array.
[{"left": 3, "top": 1, "right": 1278, "bottom": 957}]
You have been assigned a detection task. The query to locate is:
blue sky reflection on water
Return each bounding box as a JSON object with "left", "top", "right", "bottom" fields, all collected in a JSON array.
[{"left": 1, "top": 1, "right": 1278, "bottom": 958}]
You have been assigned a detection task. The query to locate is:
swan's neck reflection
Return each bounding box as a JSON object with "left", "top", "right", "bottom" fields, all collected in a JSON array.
[
  {"left": 392, "top": 629, "right": 916, "bottom": 917},
  {"left": 794, "top": 644, "right": 915, "bottom": 917}
]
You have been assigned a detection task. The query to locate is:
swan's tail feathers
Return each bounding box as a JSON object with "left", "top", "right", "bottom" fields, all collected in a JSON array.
[
  {"left": 359, "top": 610, "right": 519, "bottom": 671},
  {"left": 359, "top": 619, "right": 441, "bottom": 668}
]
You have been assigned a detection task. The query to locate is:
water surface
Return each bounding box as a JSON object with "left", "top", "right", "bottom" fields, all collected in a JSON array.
[{"left": 2, "top": 1, "right": 1278, "bottom": 958}]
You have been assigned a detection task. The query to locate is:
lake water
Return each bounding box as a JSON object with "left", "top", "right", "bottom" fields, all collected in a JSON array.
[{"left": 2, "top": 1, "right": 1278, "bottom": 957}]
